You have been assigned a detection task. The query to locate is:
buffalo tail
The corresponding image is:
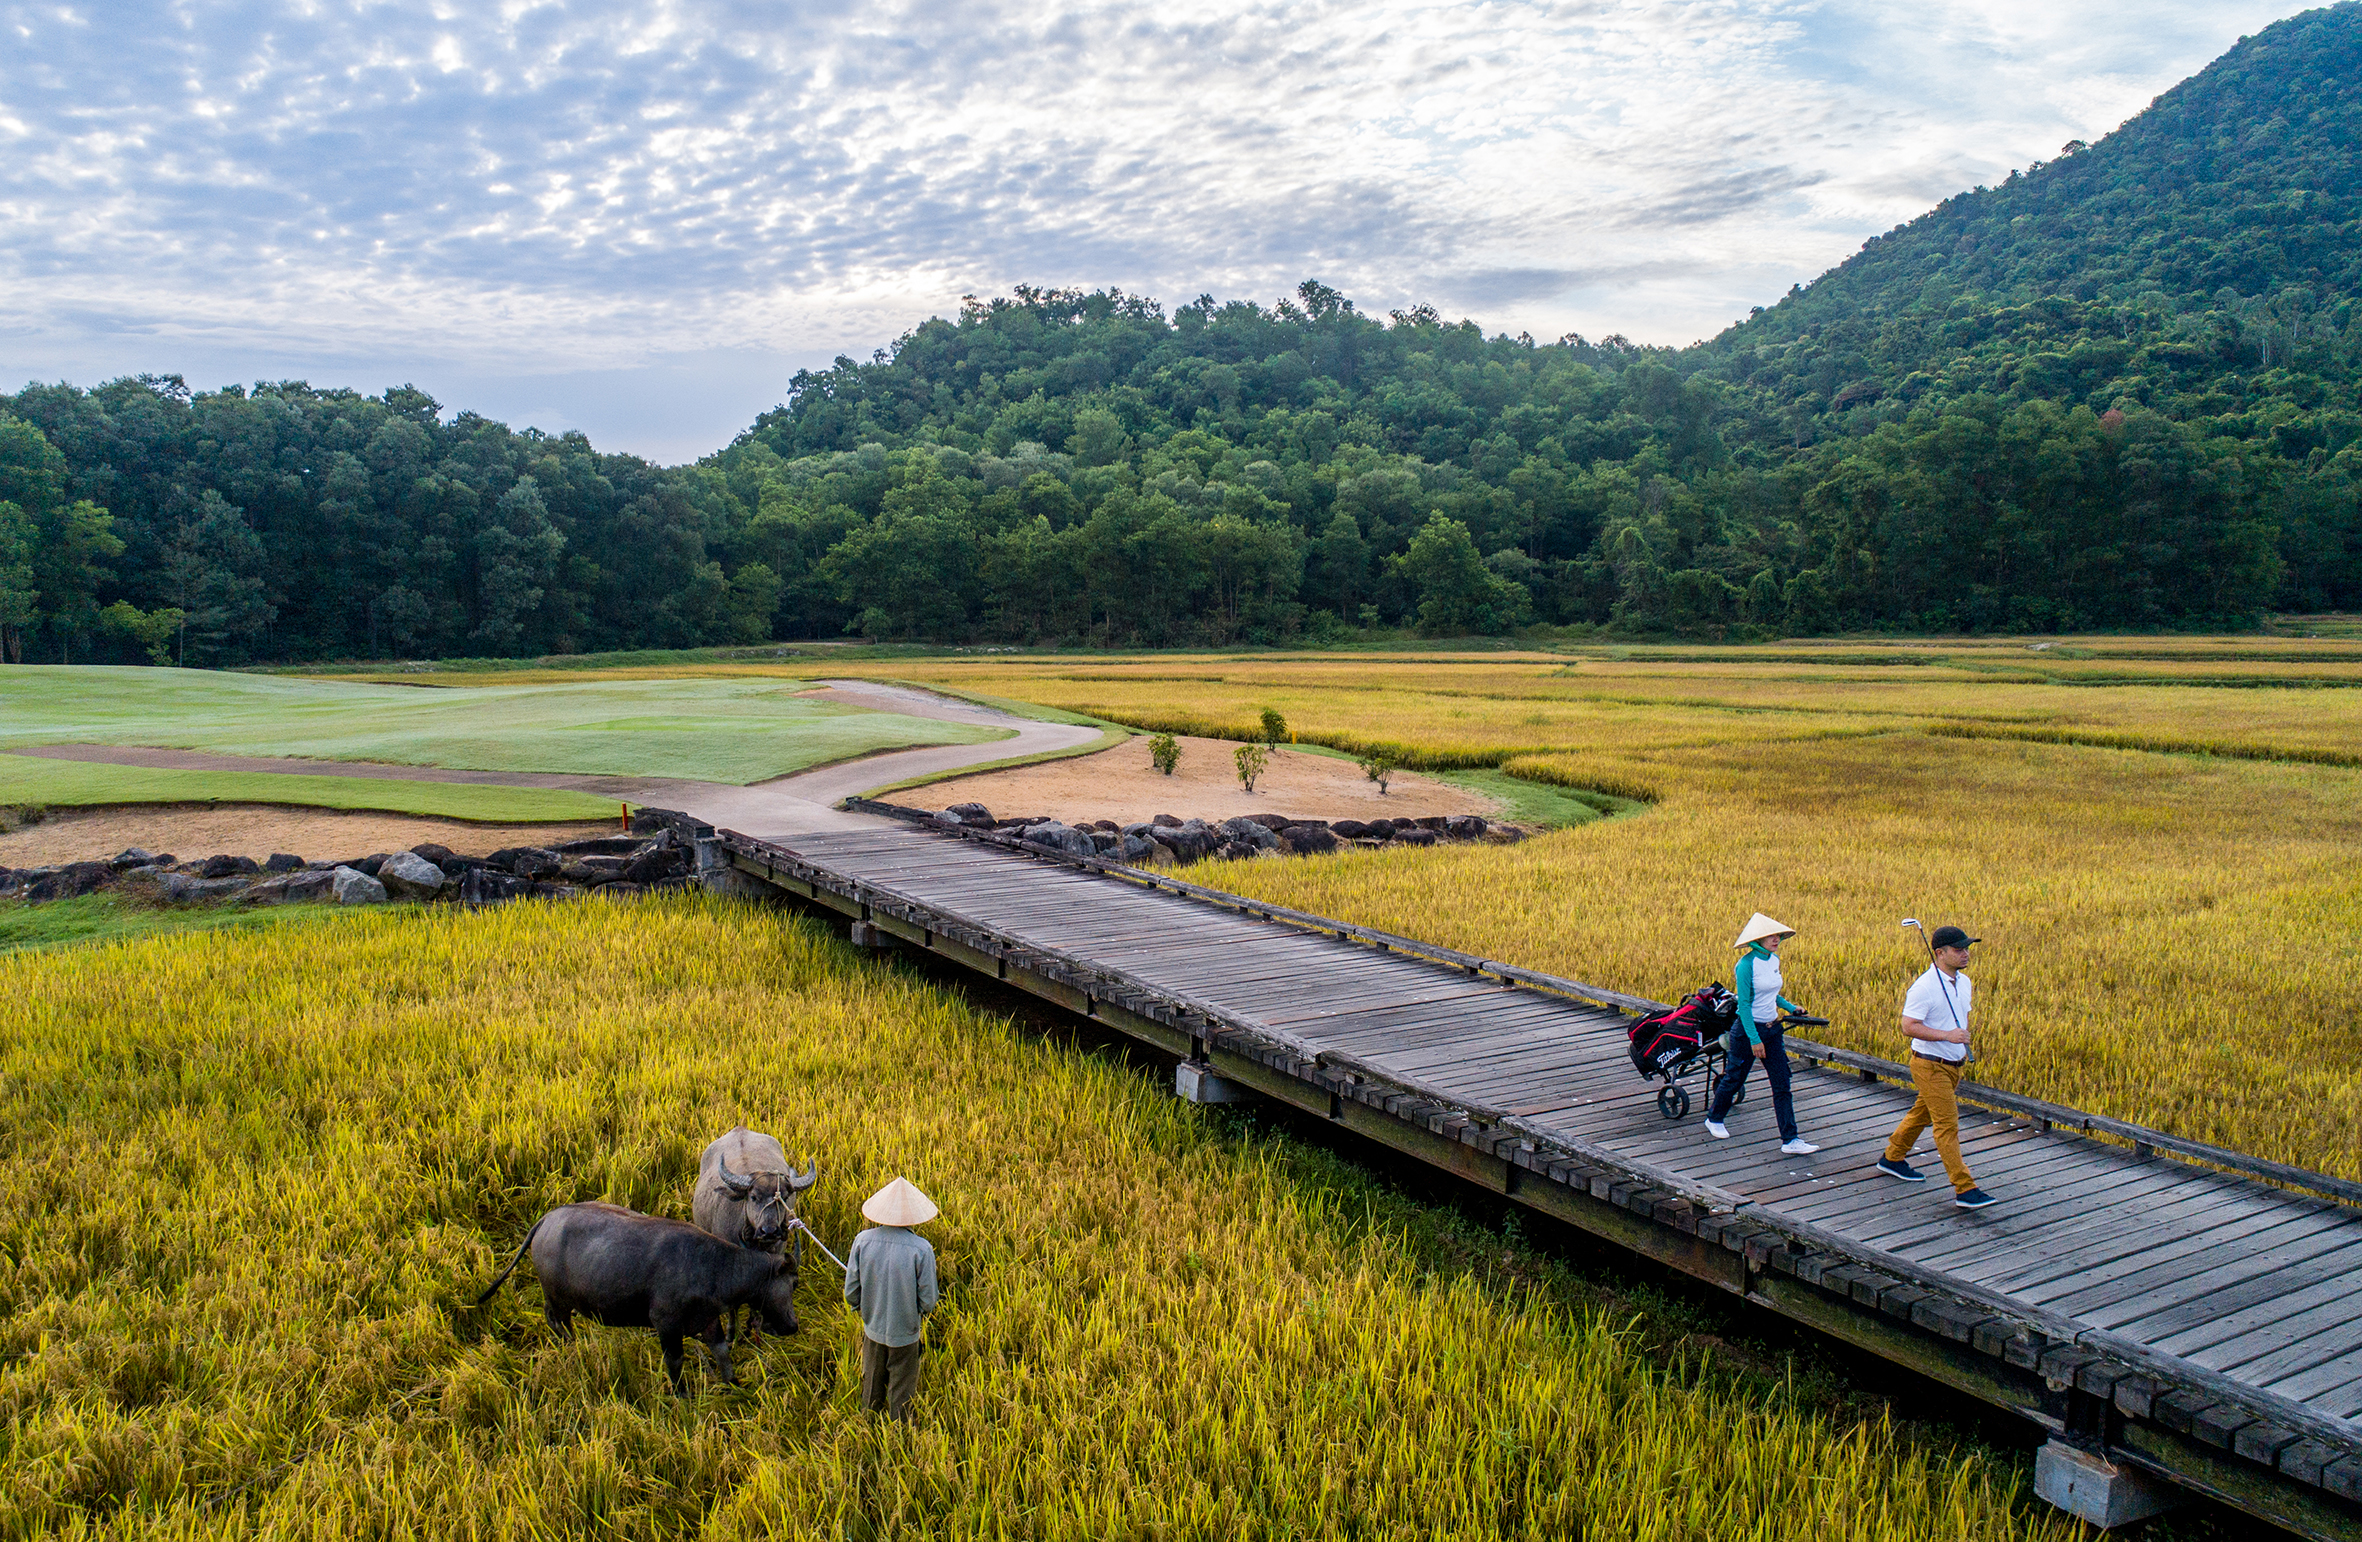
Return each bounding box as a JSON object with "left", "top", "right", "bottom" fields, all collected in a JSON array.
[{"left": 473, "top": 1213, "right": 548, "bottom": 1305}]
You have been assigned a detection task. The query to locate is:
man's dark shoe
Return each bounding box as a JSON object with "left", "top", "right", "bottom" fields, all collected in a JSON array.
[
  {"left": 1875, "top": 1158, "right": 1926, "bottom": 1183},
  {"left": 1954, "top": 1187, "right": 1998, "bottom": 1209}
]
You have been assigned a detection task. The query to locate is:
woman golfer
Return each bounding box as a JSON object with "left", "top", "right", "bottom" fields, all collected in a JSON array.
[{"left": 1704, "top": 912, "right": 1818, "bottom": 1154}]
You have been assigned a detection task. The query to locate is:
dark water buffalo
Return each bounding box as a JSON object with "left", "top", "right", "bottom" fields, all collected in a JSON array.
[
  {"left": 474, "top": 1202, "right": 797, "bottom": 1392},
  {"left": 693, "top": 1126, "right": 817, "bottom": 1253}
]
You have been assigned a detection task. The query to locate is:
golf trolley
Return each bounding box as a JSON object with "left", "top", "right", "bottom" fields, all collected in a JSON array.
[{"left": 1627, "top": 991, "right": 1826, "bottom": 1121}]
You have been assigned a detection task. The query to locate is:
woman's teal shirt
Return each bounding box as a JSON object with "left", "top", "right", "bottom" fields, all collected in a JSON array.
[{"left": 1733, "top": 942, "right": 1801, "bottom": 1046}]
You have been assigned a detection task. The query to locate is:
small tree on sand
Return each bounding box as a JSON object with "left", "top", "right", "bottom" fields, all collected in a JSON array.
[
  {"left": 1260, "top": 707, "right": 1289, "bottom": 748},
  {"left": 1361, "top": 752, "right": 1398, "bottom": 794},
  {"left": 1234, "top": 743, "right": 1268, "bottom": 793},
  {"left": 1149, "top": 733, "right": 1180, "bottom": 775}
]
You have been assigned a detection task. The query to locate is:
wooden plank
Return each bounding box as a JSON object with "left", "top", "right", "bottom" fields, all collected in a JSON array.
[
  {"left": 2136, "top": 1242, "right": 2362, "bottom": 1355},
  {"left": 2049, "top": 1218, "right": 2362, "bottom": 1327}
]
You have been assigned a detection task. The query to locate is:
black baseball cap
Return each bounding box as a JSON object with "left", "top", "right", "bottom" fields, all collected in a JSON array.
[{"left": 1930, "top": 926, "right": 1980, "bottom": 950}]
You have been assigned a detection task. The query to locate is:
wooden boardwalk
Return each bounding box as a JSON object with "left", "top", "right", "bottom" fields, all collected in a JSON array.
[{"left": 696, "top": 812, "right": 2362, "bottom": 1537}]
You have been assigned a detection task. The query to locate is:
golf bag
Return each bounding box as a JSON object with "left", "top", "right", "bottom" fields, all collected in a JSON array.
[{"left": 1627, "top": 983, "right": 1739, "bottom": 1078}]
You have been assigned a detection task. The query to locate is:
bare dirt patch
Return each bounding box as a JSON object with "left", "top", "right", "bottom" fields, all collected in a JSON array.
[
  {"left": 0, "top": 805, "right": 618, "bottom": 868},
  {"left": 912, "top": 735, "right": 1498, "bottom": 825}
]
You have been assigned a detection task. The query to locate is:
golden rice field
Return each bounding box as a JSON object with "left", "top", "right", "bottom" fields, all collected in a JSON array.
[
  {"left": 836, "top": 641, "right": 2362, "bottom": 1179},
  {"left": 0, "top": 898, "right": 2077, "bottom": 1540}
]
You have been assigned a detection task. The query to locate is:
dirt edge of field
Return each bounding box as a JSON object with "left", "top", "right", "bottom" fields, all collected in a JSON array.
[{"left": 0, "top": 805, "right": 621, "bottom": 868}]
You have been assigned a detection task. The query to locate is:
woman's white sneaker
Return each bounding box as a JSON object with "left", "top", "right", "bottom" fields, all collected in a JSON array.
[
  {"left": 1780, "top": 1139, "right": 1820, "bottom": 1155},
  {"left": 1704, "top": 1120, "right": 1730, "bottom": 1139}
]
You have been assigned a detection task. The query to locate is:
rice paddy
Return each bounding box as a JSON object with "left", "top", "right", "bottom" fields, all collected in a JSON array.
[{"left": 0, "top": 897, "right": 2075, "bottom": 1540}]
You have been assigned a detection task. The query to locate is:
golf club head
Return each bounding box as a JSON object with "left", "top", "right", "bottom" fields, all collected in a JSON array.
[{"left": 1901, "top": 918, "right": 1923, "bottom": 931}]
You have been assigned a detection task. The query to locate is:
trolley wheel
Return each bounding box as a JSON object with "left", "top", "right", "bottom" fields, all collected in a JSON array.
[{"left": 1657, "top": 1083, "right": 1689, "bottom": 1121}]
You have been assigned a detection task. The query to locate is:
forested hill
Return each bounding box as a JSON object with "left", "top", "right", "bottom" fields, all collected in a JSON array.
[{"left": 3, "top": 7, "right": 2358, "bottom": 664}]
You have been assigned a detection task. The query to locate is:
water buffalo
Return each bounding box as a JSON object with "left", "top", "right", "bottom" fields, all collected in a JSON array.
[
  {"left": 474, "top": 1201, "right": 798, "bottom": 1393},
  {"left": 693, "top": 1125, "right": 817, "bottom": 1254}
]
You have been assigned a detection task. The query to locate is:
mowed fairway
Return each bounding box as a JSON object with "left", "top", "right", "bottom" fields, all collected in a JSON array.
[
  {"left": 0, "top": 669, "right": 1009, "bottom": 788},
  {"left": 836, "top": 641, "right": 2362, "bottom": 1177},
  {"left": 0, "top": 898, "right": 2072, "bottom": 1540}
]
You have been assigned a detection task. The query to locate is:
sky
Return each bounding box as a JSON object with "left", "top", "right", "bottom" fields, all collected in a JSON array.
[{"left": 0, "top": 0, "right": 2323, "bottom": 463}]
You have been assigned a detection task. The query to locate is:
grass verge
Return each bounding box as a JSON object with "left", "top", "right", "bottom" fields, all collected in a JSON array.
[{"left": 0, "top": 892, "right": 350, "bottom": 954}]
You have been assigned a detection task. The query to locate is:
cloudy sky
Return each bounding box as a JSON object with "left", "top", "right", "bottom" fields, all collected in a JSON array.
[{"left": 0, "top": 0, "right": 2318, "bottom": 462}]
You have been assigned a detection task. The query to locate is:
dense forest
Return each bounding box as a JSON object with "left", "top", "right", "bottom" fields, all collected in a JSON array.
[{"left": 2, "top": 5, "right": 2357, "bottom": 662}]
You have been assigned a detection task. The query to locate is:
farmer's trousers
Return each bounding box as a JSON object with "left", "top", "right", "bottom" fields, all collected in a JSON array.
[
  {"left": 1886, "top": 1053, "right": 1976, "bottom": 1193},
  {"left": 1707, "top": 1021, "right": 1797, "bottom": 1141},
  {"left": 860, "top": 1334, "right": 923, "bottom": 1420}
]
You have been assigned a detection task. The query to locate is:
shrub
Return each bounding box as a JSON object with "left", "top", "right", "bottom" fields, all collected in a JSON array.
[
  {"left": 1234, "top": 743, "right": 1268, "bottom": 793},
  {"left": 1148, "top": 733, "right": 1180, "bottom": 775},
  {"left": 1362, "top": 752, "right": 1398, "bottom": 794},
  {"left": 1260, "top": 707, "right": 1289, "bottom": 747}
]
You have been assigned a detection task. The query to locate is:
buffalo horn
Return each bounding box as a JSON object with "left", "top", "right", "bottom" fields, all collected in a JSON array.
[
  {"left": 716, "top": 1155, "right": 756, "bottom": 1196},
  {"left": 789, "top": 1162, "right": 819, "bottom": 1192}
]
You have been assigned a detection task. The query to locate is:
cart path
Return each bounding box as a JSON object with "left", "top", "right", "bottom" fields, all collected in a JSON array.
[{"left": 7, "top": 681, "right": 1104, "bottom": 836}]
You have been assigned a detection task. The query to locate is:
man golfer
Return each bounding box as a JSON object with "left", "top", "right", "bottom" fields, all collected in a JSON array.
[
  {"left": 843, "top": 1176, "right": 941, "bottom": 1419},
  {"left": 1877, "top": 926, "right": 1996, "bottom": 1208}
]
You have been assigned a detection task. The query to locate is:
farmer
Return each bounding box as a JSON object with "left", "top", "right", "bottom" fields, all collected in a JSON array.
[
  {"left": 1877, "top": 926, "right": 1998, "bottom": 1209},
  {"left": 1704, "top": 912, "right": 1818, "bottom": 1155},
  {"left": 843, "top": 1176, "right": 942, "bottom": 1420}
]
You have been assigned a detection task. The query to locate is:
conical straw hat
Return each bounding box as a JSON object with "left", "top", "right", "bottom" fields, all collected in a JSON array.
[
  {"left": 1733, "top": 912, "right": 1795, "bottom": 949},
  {"left": 861, "top": 1176, "right": 940, "bottom": 1227}
]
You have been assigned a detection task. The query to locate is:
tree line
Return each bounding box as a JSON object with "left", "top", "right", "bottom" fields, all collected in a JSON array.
[{"left": 2, "top": 11, "right": 2357, "bottom": 661}]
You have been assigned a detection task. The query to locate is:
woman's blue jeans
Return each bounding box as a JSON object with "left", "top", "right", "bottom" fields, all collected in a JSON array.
[{"left": 1708, "top": 1020, "right": 1797, "bottom": 1141}]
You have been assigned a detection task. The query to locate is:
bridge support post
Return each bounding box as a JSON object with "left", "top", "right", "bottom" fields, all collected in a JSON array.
[
  {"left": 848, "top": 921, "right": 898, "bottom": 949},
  {"left": 1176, "top": 1061, "right": 1257, "bottom": 1105},
  {"left": 2036, "top": 1441, "right": 2182, "bottom": 1529}
]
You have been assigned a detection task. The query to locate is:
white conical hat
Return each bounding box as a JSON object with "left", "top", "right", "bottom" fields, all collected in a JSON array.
[
  {"left": 860, "top": 1176, "right": 940, "bottom": 1227},
  {"left": 1733, "top": 912, "right": 1795, "bottom": 949}
]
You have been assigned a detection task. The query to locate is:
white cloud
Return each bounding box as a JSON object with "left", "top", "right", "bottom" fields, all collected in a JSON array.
[{"left": 0, "top": 0, "right": 2319, "bottom": 459}]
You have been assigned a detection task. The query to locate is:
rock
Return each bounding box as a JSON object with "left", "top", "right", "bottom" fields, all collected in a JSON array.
[
  {"left": 1019, "top": 822, "right": 1098, "bottom": 860},
  {"left": 1282, "top": 826, "right": 1340, "bottom": 855},
  {"left": 1330, "top": 820, "right": 1370, "bottom": 839},
  {"left": 1394, "top": 827, "right": 1438, "bottom": 846},
  {"left": 993, "top": 815, "right": 1052, "bottom": 831},
  {"left": 1443, "top": 815, "right": 1487, "bottom": 839},
  {"left": 623, "top": 846, "right": 687, "bottom": 885},
  {"left": 530, "top": 881, "right": 584, "bottom": 900},
  {"left": 1217, "top": 838, "right": 1260, "bottom": 860},
  {"left": 1141, "top": 842, "right": 1177, "bottom": 868},
  {"left": 560, "top": 856, "right": 629, "bottom": 885},
  {"left": 265, "top": 852, "right": 306, "bottom": 872},
  {"left": 461, "top": 868, "right": 532, "bottom": 906},
  {"left": 410, "top": 842, "right": 459, "bottom": 868},
  {"left": 1115, "top": 833, "right": 1156, "bottom": 862},
  {"left": 25, "top": 861, "right": 115, "bottom": 902},
  {"left": 944, "top": 802, "right": 994, "bottom": 826},
  {"left": 1362, "top": 819, "right": 1396, "bottom": 839},
  {"left": 555, "top": 836, "right": 641, "bottom": 856},
  {"left": 1089, "top": 830, "right": 1121, "bottom": 853},
  {"left": 109, "top": 847, "right": 160, "bottom": 871},
  {"left": 1087, "top": 819, "right": 1121, "bottom": 833},
  {"left": 1219, "top": 817, "right": 1279, "bottom": 849},
  {"left": 1120, "top": 822, "right": 1156, "bottom": 837},
  {"left": 246, "top": 869, "right": 335, "bottom": 905},
  {"left": 1152, "top": 813, "right": 1183, "bottom": 828},
  {"left": 376, "top": 850, "right": 448, "bottom": 899},
  {"left": 1148, "top": 825, "right": 1211, "bottom": 861},
  {"left": 200, "top": 854, "right": 263, "bottom": 879},
  {"left": 331, "top": 866, "right": 389, "bottom": 905},
  {"left": 1414, "top": 815, "right": 1449, "bottom": 832},
  {"left": 1240, "top": 813, "right": 1292, "bottom": 832},
  {"left": 490, "top": 846, "right": 561, "bottom": 879},
  {"left": 933, "top": 809, "right": 965, "bottom": 826},
  {"left": 346, "top": 854, "right": 389, "bottom": 877},
  {"left": 1482, "top": 824, "right": 1527, "bottom": 844}
]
